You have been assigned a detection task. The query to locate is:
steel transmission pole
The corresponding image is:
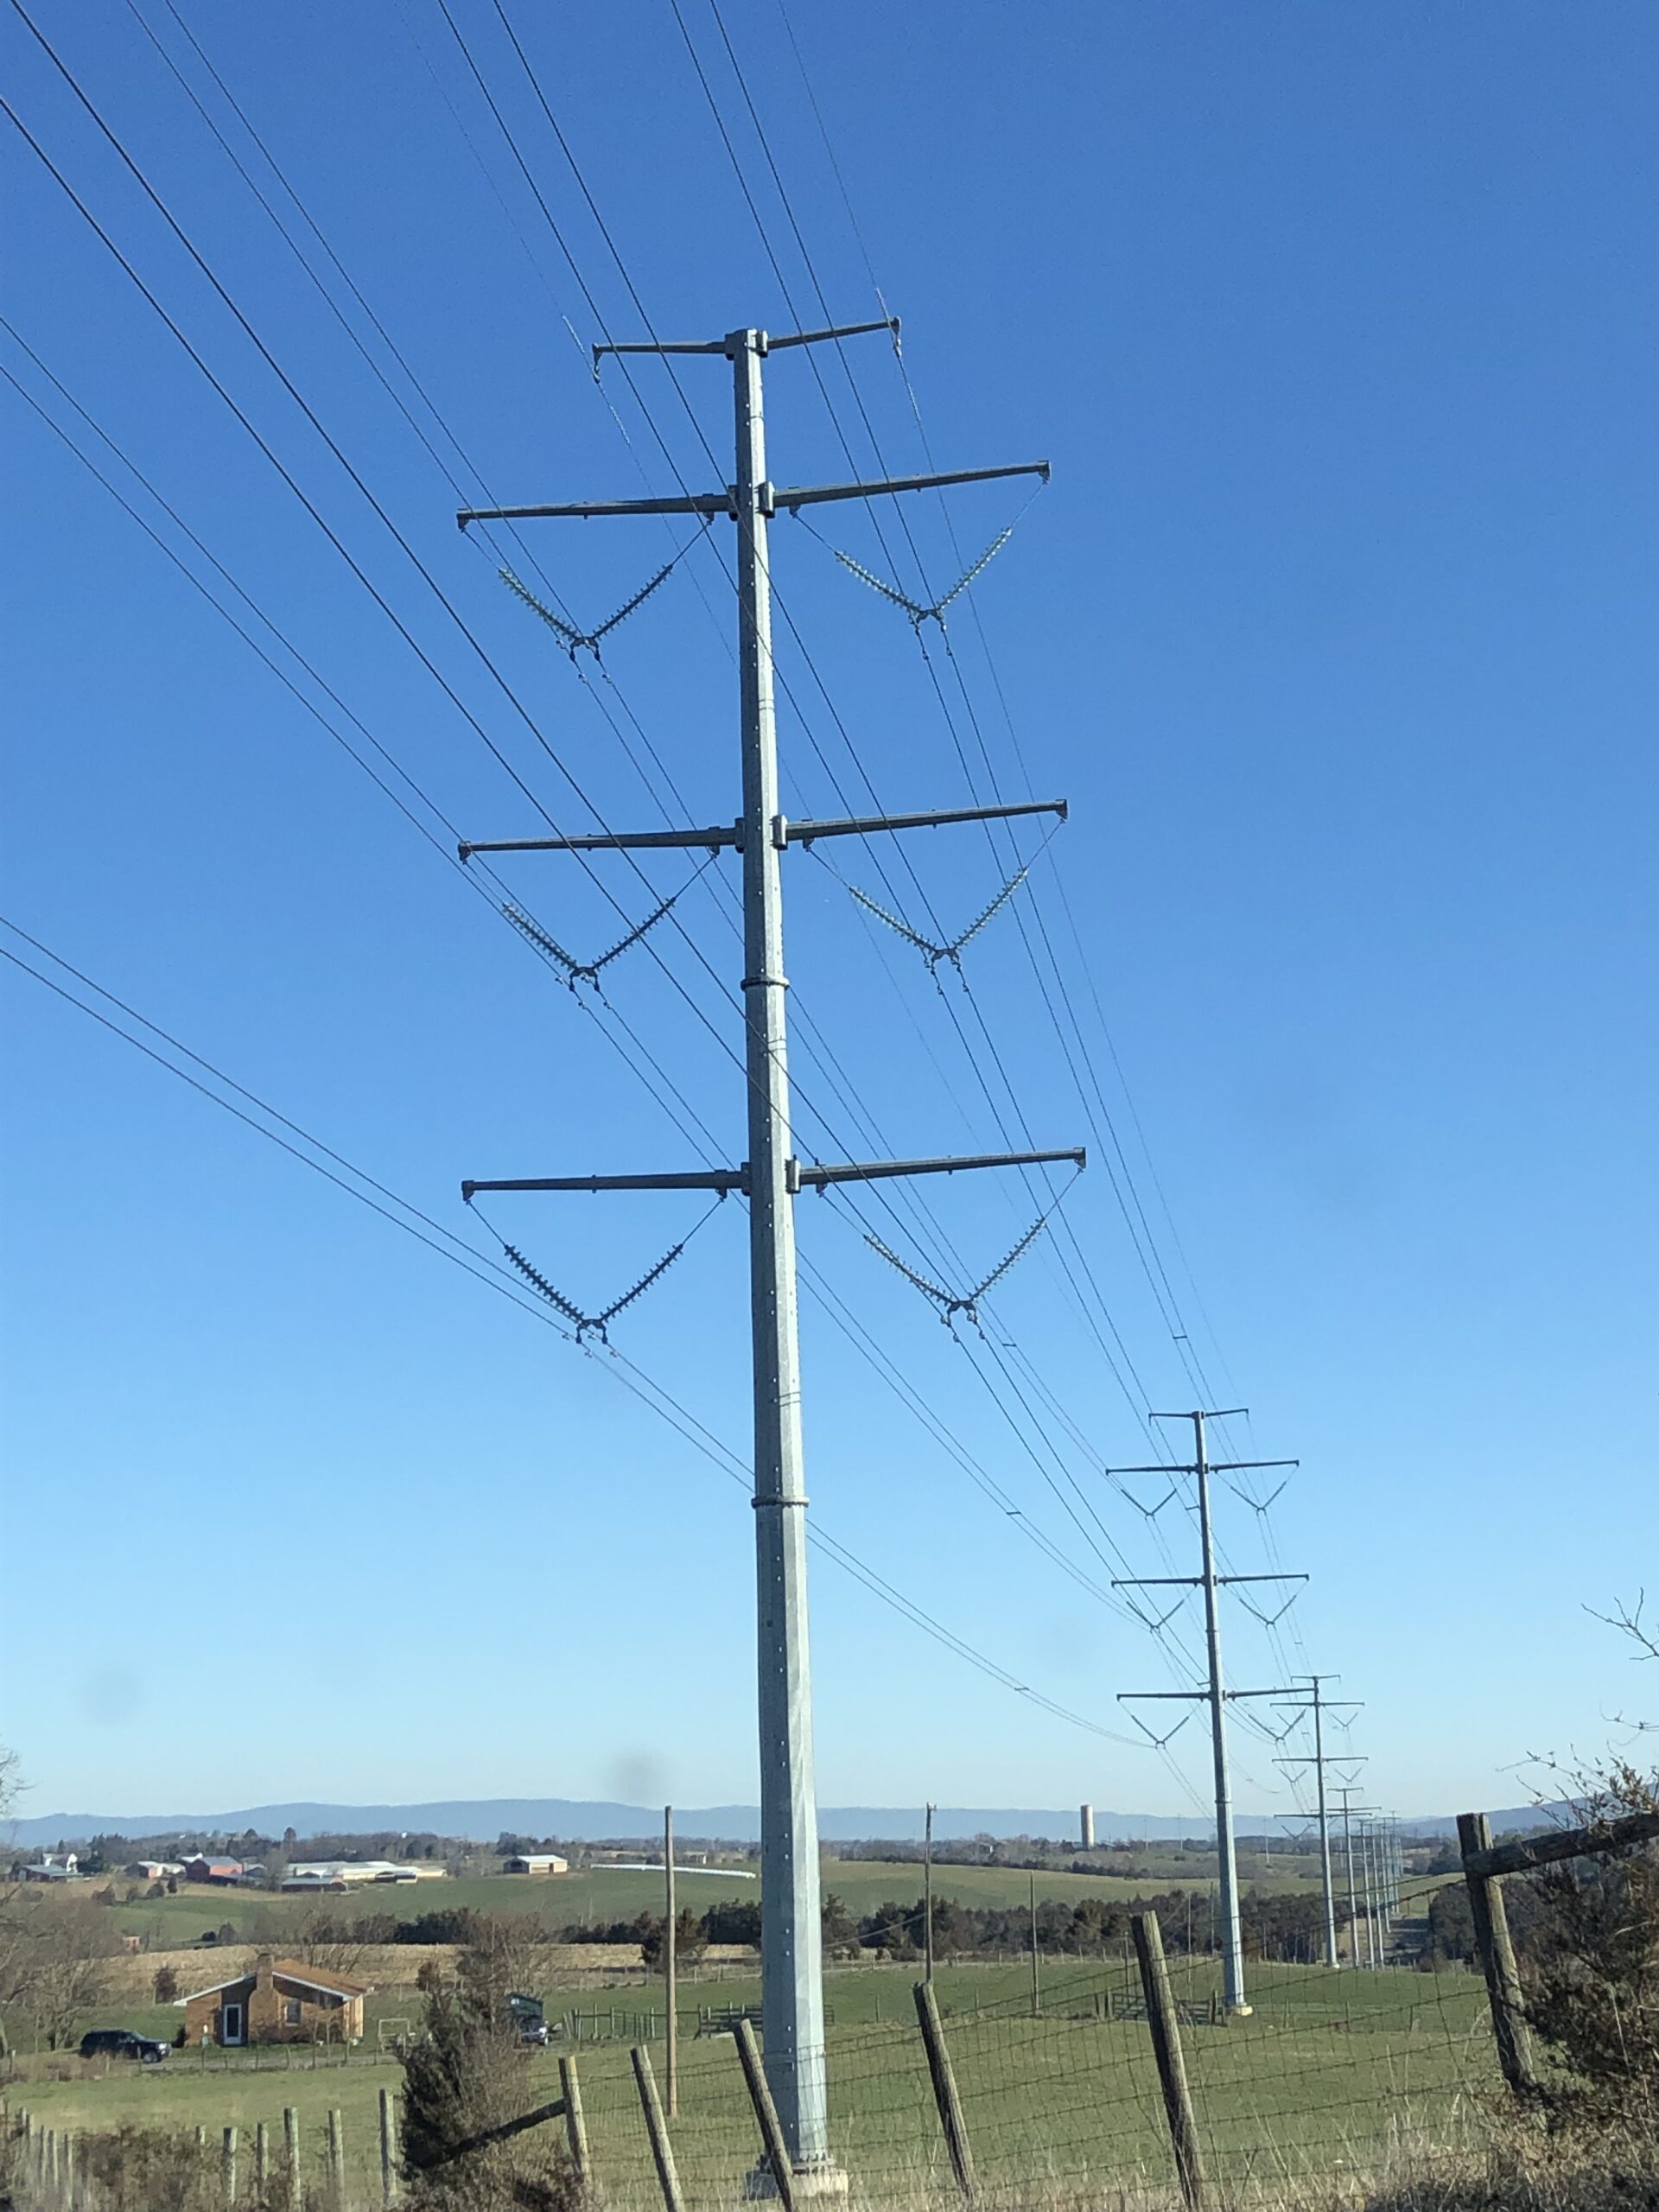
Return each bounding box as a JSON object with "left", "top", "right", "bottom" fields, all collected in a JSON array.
[
  {"left": 1274, "top": 1677, "right": 1362, "bottom": 1970},
  {"left": 457, "top": 317, "right": 1073, "bottom": 2176},
  {"left": 725, "top": 326, "right": 830, "bottom": 2162},
  {"left": 1110, "top": 1410, "right": 1306, "bottom": 2016},
  {"left": 1192, "top": 1416, "right": 1246, "bottom": 2011}
]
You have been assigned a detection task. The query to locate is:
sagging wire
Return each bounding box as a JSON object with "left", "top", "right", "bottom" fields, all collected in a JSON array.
[
  {"left": 467, "top": 1193, "right": 727, "bottom": 1346},
  {"left": 499, "top": 520, "right": 709, "bottom": 660},
  {"left": 497, "top": 855, "right": 715, "bottom": 994}
]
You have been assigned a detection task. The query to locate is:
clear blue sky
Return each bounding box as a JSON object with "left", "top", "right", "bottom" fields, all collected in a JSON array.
[{"left": 3, "top": 0, "right": 1655, "bottom": 1831}]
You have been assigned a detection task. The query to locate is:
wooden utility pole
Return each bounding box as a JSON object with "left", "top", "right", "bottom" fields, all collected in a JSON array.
[
  {"left": 924, "top": 1803, "right": 936, "bottom": 1985},
  {"left": 1133, "top": 1911, "right": 1207, "bottom": 2212},
  {"left": 631, "top": 2044, "right": 685, "bottom": 2212},
  {"left": 559, "top": 2056, "right": 589, "bottom": 2184},
  {"left": 735, "top": 2016, "right": 798, "bottom": 2212},
  {"left": 914, "top": 1980, "right": 976, "bottom": 2201},
  {"left": 1457, "top": 1811, "right": 1539, "bottom": 2098},
  {"left": 664, "top": 1805, "right": 678, "bottom": 2117},
  {"left": 1029, "top": 1872, "right": 1040, "bottom": 2016},
  {"left": 378, "top": 2087, "right": 397, "bottom": 2204}
]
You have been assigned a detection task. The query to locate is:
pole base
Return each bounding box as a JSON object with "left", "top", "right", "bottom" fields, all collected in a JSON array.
[
  {"left": 744, "top": 2158, "right": 849, "bottom": 2202},
  {"left": 1225, "top": 2002, "right": 1255, "bottom": 2019}
]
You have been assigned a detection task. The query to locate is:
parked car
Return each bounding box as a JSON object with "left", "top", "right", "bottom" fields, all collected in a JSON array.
[{"left": 79, "top": 2028, "right": 169, "bottom": 2064}]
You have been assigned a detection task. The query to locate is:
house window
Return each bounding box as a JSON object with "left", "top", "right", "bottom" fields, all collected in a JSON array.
[{"left": 283, "top": 1997, "right": 302, "bottom": 2026}]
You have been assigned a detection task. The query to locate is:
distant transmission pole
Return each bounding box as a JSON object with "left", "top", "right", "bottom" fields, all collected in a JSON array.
[
  {"left": 1273, "top": 1676, "right": 1362, "bottom": 1969},
  {"left": 458, "top": 320, "right": 1077, "bottom": 2175},
  {"left": 1110, "top": 1409, "right": 1306, "bottom": 2016}
]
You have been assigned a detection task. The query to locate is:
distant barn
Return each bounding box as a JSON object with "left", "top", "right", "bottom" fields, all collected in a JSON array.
[{"left": 502, "top": 1853, "right": 569, "bottom": 1876}]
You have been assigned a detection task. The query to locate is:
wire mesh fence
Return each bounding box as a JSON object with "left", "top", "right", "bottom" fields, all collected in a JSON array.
[{"left": 3, "top": 1916, "right": 1502, "bottom": 2210}]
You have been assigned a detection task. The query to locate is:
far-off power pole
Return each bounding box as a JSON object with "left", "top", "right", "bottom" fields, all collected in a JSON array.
[
  {"left": 1273, "top": 1676, "right": 1361, "bottom": 1969},
  {"left": 459, "top": 321, "right": 1077, "bottom": 2176},
  {"left": 1110, "top": 1410, "right": 1305, "bottom": 2016}
]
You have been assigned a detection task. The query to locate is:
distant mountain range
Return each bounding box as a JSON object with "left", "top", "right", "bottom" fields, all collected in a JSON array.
[{"left": 4, "top": 1796, "right": 1551, "bottom": 1850}]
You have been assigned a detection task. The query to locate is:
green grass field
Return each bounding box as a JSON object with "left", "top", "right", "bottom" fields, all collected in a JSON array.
[
  {"left": 7, "top": 1960, "right": 1493, "bottom": 2206},
  {"left": 99, "top": 1853, "right": 1331, "bottom": 1954}
]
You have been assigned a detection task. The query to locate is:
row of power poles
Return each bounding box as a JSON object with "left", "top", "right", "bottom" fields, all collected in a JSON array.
[{"left": 461, "top": 319, "right": 1390, "bottom": 2174}]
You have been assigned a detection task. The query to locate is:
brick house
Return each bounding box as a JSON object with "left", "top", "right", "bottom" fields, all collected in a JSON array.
[{"left": 178, "top": 1955, "right": 370, "bottom": 2046}]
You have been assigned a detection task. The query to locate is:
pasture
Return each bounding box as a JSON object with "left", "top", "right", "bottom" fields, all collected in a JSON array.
[
  {"left": 95, "top": 1850, "right": 1334, "bottom": 1954},
  {"left": 7, "top": 1960, "right": 1493, "bottom": 2205}
]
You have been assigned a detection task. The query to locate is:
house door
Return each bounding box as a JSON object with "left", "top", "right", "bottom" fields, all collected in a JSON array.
[{"left": 221, "top": 2002, "right": 245, "bottom": 2046}]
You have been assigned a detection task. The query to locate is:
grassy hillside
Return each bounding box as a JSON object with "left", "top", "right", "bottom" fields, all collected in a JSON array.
[{"left": 93, "top": 1851, "right": 1327, "bottom": 1950}]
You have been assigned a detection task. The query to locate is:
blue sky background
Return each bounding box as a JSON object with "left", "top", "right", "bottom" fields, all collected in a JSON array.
[{"left": 3, "top": 0, "right": 1655, "bottom": 1829}]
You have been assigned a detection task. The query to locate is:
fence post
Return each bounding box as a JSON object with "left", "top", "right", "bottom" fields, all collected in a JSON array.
[
  {"left": 559, "top": 2055, "right": 590, "bottom": 2185},
  {"left": 631, "top": 2043, "right": 685, "bottom": 2212},
  {"left": 1457, "top": 1812, "right": 1540, "bottom": 2099},
  {"left": 255, "top": 2121, "right": 270, "bottom": 2191},
  {"left": 734, "top": 2017, "right": 797, "bottom": 2212},
  {"left": 63, "top": 2129, "right": 76, "bottom": 2212},
  {"left": 283, "top": 2107, "right": 302, "bottom": 2212},
  {"left": 377, "top": 2086, "right": 397, "bottom": 2203},
  {"left": 912, "top": 1981, "right": 976, "bottom": 2202},
  {"left": 327, "top": 2108, "right": 345, "bottom": 2202},
  {"left": 222, "top": 2125, "right": 238, "bottom": 2204},
  {"left": 1132, "top": 1911, "right": 1208, "bottom": 2212}
]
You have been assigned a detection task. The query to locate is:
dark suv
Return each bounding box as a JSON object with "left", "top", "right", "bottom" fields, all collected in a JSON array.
[{"left": 79, "top": 2028, "right": 169, "bottom": 2064}]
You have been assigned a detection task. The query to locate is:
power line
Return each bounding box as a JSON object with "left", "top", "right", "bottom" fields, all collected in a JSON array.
[
  {"left": 0, "top": 913, "right": 1147, "bottom": 1758},
  {"left": 6, "top": 4, "right": 1282, "bottom": 1760}
]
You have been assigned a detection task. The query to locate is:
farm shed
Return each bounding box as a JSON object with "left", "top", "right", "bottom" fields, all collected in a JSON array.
[
  {"left": 285, "top": 1859, "right": 424, "bottom": 1885},
  {"left": 178, "top": 1954, "right": 370, "bottom": 2046},
  {"left": 181, "top": 1855, "right": 244, "bottom": 1885},
  {"left": 503, "top": 1853, "right": 569, "bottom": 1875}
]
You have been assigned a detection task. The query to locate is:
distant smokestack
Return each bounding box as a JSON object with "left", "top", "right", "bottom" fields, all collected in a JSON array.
[{"left": 1079, "top": 1802, "right": 1096, "bottom": 1851}]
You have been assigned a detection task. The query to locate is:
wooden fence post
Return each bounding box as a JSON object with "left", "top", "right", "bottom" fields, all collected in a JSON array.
[
  {"left": 631, "top": 2044, "right": 685, "bottom": 2212},
  {"left": 283, "top": 2107, "right": 302, "bottom": 2212},
  {"left": 734, "top": 2017, "right": 797, "bottom": 2212},
  {"left": 1132, "top": 1911, "right": 1208, "bottom": 2212},
  {"left": 255, "top": 2120, "right": 270, "bottom": 2191},
  {"left": 379, "top": 2085, "right": 398, "bottom": 2203},
  {"left": 62, "top": 2129, "right": 77, "bottom": 2212},
  {"left": 327, "top": 2108, "right": 345, "bottom": 2202},
  {"left": 558, "top": 2055, "right": 590, "bottom": 2185},
  {"left": 222, "top": 2124, "right": 238, "bottom": 2204},
  {"left": 1457, "top": 1812, "right": 1540, "bottom": 2099},
  {"left": 912, "top": 1981, "right": 976, "bottom": 2202}
]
